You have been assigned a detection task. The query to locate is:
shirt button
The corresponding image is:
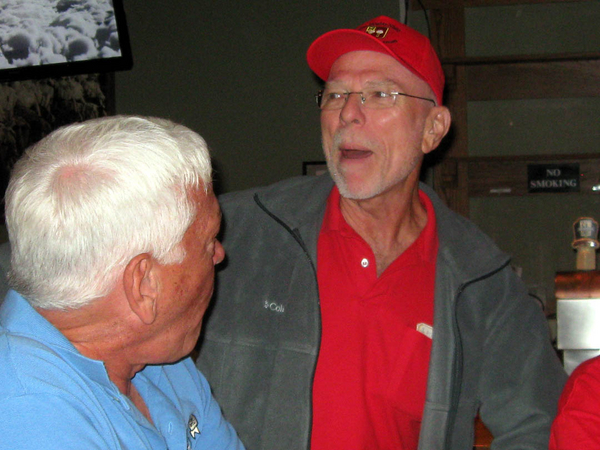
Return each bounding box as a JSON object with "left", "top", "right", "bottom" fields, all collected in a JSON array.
[{"left": 361, "top": 258, "right": 369, "bottom": 268}]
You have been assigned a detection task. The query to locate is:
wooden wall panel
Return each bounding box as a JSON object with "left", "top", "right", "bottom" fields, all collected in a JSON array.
[
  {"left": 465, "top": 58, "right": 600, "bottom": 101},
  {"left": 413, "top": 0, "right": 586, "bottom": 10}
]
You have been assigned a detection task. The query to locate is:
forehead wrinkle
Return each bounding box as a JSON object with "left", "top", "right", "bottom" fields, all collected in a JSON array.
[{"left": 328, "top": 56, "right": 433, "bottom": 98}]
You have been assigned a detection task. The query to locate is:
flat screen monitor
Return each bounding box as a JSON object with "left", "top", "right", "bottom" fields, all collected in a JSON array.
[{"left": 0, "top": 0, "right": 132, "bottom": 82}]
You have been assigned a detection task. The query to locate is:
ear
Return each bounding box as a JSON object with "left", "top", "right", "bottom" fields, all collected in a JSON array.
[
  {"left": 422, "top": 106, "right": 451, "bottom": 154},
  {"left": 123, "top": 253, "right": 159, "bottom": 325}
]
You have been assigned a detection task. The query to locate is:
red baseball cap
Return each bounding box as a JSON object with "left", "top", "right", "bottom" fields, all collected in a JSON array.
[{"left": 306, "top": 16, "right": 444, "bottom": 105}]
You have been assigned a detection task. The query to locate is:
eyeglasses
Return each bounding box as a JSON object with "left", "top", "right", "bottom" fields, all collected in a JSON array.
[{"left": 315, "top": 89, "right": 436, "bottom": 110}]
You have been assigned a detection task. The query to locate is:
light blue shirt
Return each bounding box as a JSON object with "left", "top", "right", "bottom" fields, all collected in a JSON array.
[{"left": 0, "top": 290, "right": 245, "bottom": 450}]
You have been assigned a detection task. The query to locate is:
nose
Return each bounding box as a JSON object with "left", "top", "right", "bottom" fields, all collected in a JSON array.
[
  {"left": 339, "top": 92, "right": 365, "bottom": 126},
  {"left": 213, "top": 240, "right": 225, "bottom": 265}
]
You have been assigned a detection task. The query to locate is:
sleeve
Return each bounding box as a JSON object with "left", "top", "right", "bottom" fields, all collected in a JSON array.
[
  {"left": 473, "top": 267, "right": 568, "bottom": 449},
  {"left": 0, "top": 394, "right": 114, "bottom": 450},
  {"left": 549, "top": 357, "right": 600, "bottom": 450},
  {"left": 186, "top": 360, "right": 246, "bottom": 450}
]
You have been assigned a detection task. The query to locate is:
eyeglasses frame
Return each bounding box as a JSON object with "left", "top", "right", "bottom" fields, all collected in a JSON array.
[{"left": 315, "top": 90, "right": 436, "bottom": 109}]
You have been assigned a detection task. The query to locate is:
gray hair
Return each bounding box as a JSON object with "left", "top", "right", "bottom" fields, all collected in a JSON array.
[{"left": 5, "top": 115, "right": 212, "bottom": 310}]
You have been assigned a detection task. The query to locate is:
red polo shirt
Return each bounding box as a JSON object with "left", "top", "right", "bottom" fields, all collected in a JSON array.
[
  {"left": 311, "top": 187, "right": 438, "bottom": 450},
  {"left": 550, "top": 355, "right": 600, "bottom": 449}
]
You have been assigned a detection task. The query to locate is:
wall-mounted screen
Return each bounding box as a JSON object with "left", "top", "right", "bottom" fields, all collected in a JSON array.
[{"left": 0, "top": 0, "right": 132, "bottom": 82}]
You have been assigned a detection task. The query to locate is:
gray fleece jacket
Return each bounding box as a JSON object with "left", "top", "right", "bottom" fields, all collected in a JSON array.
[{"left": 197, "top": 174, "right": 567, "bottom": 450}]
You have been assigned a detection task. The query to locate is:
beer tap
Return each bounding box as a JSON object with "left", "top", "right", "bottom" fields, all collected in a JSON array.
[{"left": 572, "top": 217, "right": 599, "bottom": 271}]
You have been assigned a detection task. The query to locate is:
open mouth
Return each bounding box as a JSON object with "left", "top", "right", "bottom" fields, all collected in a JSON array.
[{"left": 341, "top": 149, "right": 373, "bottom": 159}]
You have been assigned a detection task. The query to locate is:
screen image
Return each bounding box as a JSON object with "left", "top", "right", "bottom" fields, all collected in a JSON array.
[{"left": 0, "top": 0, "right": 132, "bottom": 81}]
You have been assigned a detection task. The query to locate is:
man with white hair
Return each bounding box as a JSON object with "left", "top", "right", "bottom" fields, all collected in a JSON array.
[{"left": 0, "top": 116, "right": 244, "bottom": 450}]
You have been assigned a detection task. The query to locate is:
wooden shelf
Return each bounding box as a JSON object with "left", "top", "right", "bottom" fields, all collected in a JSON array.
[
  {"left": 436, "top": 153, "right": 600, "bottom": 215},
  {"left": 441, "top": 52, "right": 600, "bottom": 103},
  {"left": 413, "top": 0, "right": 589, "bottom": 10},
  {"left": 442, "top": 51, "right": 600, "bottom": 66},
  {"left": 438, "top": 154, "right": 600, "bottom": 199},
  {"left": 464, "top": 0, "right": 586, "bottom": 5},
  {"left": 447, "top": 58, "right": 600, "bottom": 101},
  {"left": 419, "top": 0, "right": 600, "bottom": 216}
]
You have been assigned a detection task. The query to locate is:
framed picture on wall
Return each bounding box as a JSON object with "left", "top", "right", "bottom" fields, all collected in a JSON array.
[
  {"left": 303, "top": 161, "right": 327, "bottom": 176},
  {"left": 0, "top": 0, "right": 132, "bottom": 83}
]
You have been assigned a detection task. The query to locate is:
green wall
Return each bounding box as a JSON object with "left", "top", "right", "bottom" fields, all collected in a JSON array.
[
  {"left": 114, "top": 1, "right": 600, "bottom": 315},
  {"left": 114, "top": 1, "right": 428, "bottom": 193}
]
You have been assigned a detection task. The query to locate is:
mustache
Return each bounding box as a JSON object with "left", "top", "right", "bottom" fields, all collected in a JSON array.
[{"left": 332, "top": 132, "right": 377, "bottom": 152}]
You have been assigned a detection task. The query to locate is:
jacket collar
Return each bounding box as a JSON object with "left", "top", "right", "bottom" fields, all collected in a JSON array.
[
  {"left": 253, "top": 175, "right": 510, "bottom": 283},
  {"left": 420, "top": 183, "right": 511, "bottom": 284},
  {"left": 253, "top": 174, "right": 334, "bottom": 230}
]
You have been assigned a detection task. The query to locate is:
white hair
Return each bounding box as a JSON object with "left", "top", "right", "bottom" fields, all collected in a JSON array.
[{"left": 5, "top": 115, "right": 212, "bottom": 310}]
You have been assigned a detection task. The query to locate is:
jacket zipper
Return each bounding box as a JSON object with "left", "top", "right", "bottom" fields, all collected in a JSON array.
[
  {"left": 255, "top": 194, "right": 512, "bottom": 449},
  {"left": 254, "top": 194, "right": 322, "bottom": 450},
  {"left": 444, "top": 258, "right": 511, "bottom": 449}
]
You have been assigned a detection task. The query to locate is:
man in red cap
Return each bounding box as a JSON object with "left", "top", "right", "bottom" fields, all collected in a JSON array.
[{"left": 197, "top": 16, "right": 566, "bottom": 450}]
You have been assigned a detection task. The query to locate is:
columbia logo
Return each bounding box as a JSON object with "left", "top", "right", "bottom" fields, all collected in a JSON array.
[{"left": 264, "top": 301, "right": 285, "bottom": 313}]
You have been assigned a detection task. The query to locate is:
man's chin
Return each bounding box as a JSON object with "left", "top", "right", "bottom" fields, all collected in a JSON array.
[
  {"left": 328, "top": 163, "right": 377, "bottom": 199},
  {"left": 336, "top": 181, "right": 380, "bottom": 201}
]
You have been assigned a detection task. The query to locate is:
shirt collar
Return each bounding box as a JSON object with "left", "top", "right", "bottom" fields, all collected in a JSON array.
[
  {"left": 320, "top": 185, "right": 351, "bottom": 236},
  {"left": 321, "top": 186, "right": 438, "bottom": 263},
  {"left": 0, "top": 289, "right": 116, "bottom": 389}
]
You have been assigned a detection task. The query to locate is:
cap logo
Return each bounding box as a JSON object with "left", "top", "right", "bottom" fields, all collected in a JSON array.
[{"left": 364, "top": 26, "right": 389, "bottom": 40}]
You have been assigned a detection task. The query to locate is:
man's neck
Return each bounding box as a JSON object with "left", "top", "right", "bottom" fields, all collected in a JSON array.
[
  {"left": 39, "top": 300, "right": 154, "bottom": 422},
  {"left": 38, "top": 297, "right": 143, "bottom": 394},
  {"left": 340, "top": 186, "right": 427, "bottom": 276}
]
